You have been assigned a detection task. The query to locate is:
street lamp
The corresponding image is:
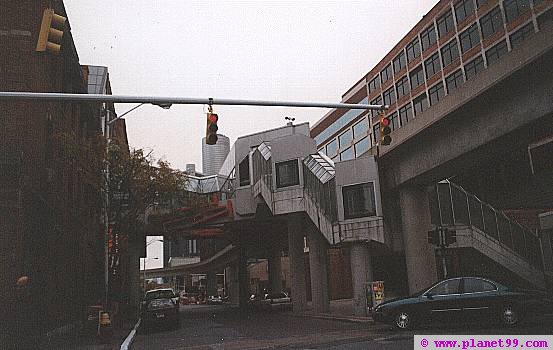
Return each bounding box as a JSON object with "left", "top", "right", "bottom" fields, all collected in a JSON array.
[
  {"left": 141, "top": 238, "right": 164, "bottom": 292},
  {"left": 142, "top": 257, "right": 159, "bottom": 292}
]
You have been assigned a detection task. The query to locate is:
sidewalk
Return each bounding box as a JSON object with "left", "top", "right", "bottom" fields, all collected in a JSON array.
[
  {"left": 44, "top": 319, "right": 136, "bottom": 350},
  {"left": 290, "top": 298, "right": 374, "bottom": 323}
]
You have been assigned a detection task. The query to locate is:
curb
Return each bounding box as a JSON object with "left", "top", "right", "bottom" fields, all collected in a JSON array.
[
  {"left": 289, "top": 312, "right": 374, "bottom": 324},
  {"left": 120, "top": 318, "right": 141, "bottom": 350}
]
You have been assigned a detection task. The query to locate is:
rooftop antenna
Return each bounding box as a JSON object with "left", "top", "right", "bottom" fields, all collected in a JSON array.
[{"left": 285, "top": 116, "right": 295, "bottom": 126}]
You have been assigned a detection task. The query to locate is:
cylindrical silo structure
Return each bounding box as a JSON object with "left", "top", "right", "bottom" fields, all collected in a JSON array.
[{"left": 202, "top": 134, "right": 230, "bottom": 176}]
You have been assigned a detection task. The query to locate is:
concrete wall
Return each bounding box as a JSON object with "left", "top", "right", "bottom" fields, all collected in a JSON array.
[{"left": 335, "top": 155, "right": 383, "bottom": 220}]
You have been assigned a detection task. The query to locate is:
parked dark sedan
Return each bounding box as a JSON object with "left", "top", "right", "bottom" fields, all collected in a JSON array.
[
  {"left": 141, "top": 288, "right": 180, "bottom": 330},
  {"left": 372, "top": 277, "right": 553, "bottom": 330}
]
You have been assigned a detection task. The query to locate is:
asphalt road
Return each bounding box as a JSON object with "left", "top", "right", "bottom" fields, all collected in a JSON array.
[{"left": 131, "top": 304, "right": 553, "bottom": 350}]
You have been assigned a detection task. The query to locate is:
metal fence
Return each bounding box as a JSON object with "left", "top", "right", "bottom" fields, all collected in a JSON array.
[{"left": 429, "top": 180, "right": 543, "bottom": 269}]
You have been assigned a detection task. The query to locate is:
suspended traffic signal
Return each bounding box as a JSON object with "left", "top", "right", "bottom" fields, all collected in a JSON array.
[
  {"left": 36, "top": 9, "right": 66, "bottom": 54},
  {"left": 380, "top": 112, "right": 392, "bottom": 146},
  {"left": 206, "top": 112, "right": 218, "bottom": 145}
]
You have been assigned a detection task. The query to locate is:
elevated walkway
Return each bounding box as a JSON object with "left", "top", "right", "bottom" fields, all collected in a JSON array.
[
  {"left": 430, "top": 180, "right": 544, "bottom": 288},
  {"left": 250, "top": 142, "right": 384, "bottom": 246}
]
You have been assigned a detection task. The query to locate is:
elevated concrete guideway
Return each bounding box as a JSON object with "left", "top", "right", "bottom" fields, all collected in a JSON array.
[{"left": 379, "top": 24, "right": 553, "bottom": 188}]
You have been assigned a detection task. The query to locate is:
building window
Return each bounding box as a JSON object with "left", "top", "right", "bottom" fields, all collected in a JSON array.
[
  {"left": 537, "top": 7, "right": 553, "bottom": 29},
  {"left": 504, "top": 0, "right": 531, "bottom": 23},
  {"left": 393, "top": 51, "right": 407, "bottom": 74},
  {"left": 399, "top": 103, "right": 413, "bottom": 125},
  {"left": 395, "top": 75, "right": 410, "bottom": 99},
  {"left": 410, "top": 65, "right": 425, "bottom": 90},
  {"left": 437, "top": 9, "right": 455, "bottom": 38},
  {"left": 480, "top": 7, "right": 504, "bottom": 39},
  {"left": 380, "top": 64, "right": 393, "bottom": 84},
  {"left": 354, "top": 137, "right": 370, "bottom": 157},
  {"left": 421, "top": 24, "right": 437, "bottom": 51},
  {"left": 510, "top": 22, "right": 535, "bottom": 49},
  {"left": 353, "top": 119, "right": 368, "bottom": 140},
  {"left": 424, "top": 52, "right": 442, "bottom": 79},
  {"left": 338, "top": 128, "right": 353, "bottom": 148},
  {"left": 406, "top": 37, "right": 421, "bottom": 63},
  {"left": 459, "top": 23, "right": 481, "bottom": 53},
  {"left": 239, "top": 156, "right": 250, "bottom": 186},
  {"left": 476, "top": 0, "right": 488, "bottom": 7},
  {"left": 485, "top": 40, "right": 508, "bottom": 65},
  {"left": 383, "top": 86, "right": 396, "bottom": 106},
  {"left": 464, "top": 55, "right": 485, "bottom": 80},
  {"left": 325, "top": 138, "right": 338, "bottom": 157},
  {"left": 370, "top": 95, "right": 383, "bottom": 118},
  {"left": 389, "top": 111, "right": 400, "bottom": 131},
  {"left": 340, "top": 147, "right": 354, "bottom": 161},
  {"left": 441, "top": 38, "right": 460, "bottom": 67},
  {"left": 455, "top": 0, "right": 475, "bottom": 23},
  {"left": 368, "top": 76, "right": 380, "bottom": 94},
  {"left": 413, "top": 93, "right": 428, "bottom": 116},
  {"left": 373, "top": 123, "right": 380, "bottom": 144},
  {"left": 428, "top": 82, "right": 445, "bottom": 106},
  {"left": 446, "top": 69, "right": 465, "bottom": 93},
  {"left": 275, "top": 159, "right": 299, "bottom": 188},
  {"left": 342, "top": 182, "right": 376, "bottom": 219}
]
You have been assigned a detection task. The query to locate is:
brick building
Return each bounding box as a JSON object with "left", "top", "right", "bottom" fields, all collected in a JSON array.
[{"left": 0, "top": 0, "right": 107, "bottom": 334}]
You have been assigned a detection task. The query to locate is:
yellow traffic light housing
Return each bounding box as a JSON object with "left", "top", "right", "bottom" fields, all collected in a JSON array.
[
  {"left": 206, "top": 112, "right": 219, "bottom": 145},
  {"left": 36, "top": 9, "right": 66, "bottom": 54},
  {"left": 379, "top": 112, "right": 392, "bottom": 146}
]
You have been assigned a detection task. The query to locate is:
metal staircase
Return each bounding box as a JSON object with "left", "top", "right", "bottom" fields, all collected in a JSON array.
[{"left": 430, "top": 180, "right": 544, "bottom": 287}]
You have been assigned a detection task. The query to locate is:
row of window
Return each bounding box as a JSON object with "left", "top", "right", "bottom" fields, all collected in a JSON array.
[
  {"left": 315, "top": 1, "right": 551, "bottom": 160},
  {"left": 367, "top": 0, "right": 538, "bottom": 96}
]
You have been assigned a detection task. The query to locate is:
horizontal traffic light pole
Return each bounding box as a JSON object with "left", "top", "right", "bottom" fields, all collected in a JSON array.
[{"left": 0, "top": 92, "right": 389, "bottom": 111}]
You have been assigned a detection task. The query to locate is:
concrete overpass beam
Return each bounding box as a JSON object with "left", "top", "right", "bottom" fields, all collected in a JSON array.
[
  {"left": 309, "top": 229, "right": 330, "bottom": 314},
  {"left": 350, "top": 242, "right": 372, "bottom": 317},
  {"left": 288, "top": 214, "right": 307, "bottom": 313},
  {"left": 399, "top": 185, "right": 438, "bottom": 294}
]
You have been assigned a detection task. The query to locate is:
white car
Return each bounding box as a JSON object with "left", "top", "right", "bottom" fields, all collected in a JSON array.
[{"left": 261, "top": 292, "right": 291, "bottom": 310}]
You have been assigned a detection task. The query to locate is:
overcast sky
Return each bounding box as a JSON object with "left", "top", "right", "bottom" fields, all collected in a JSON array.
[{"left": 64, "top": 1, "right": 437, "bottom": 267}]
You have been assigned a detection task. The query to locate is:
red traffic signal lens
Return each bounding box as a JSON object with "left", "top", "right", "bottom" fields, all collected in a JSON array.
[
  {"left": 381, "top": 117, "right": 390, "bottom": 127},
  {"left": 207, "top": 113, "right": 218, "bottom": 123}
]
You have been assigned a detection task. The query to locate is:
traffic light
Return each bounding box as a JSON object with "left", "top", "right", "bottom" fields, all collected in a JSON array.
[
  {"left": 36, "top": 9, "right": 66, "bottom": 54},
  {"left": 428, "top": 227, "right": 440, "bottom": 245},
  {"left": 379, "top": 112, "right": 392, "bottom": 146},
  {"left": 206, "top": 112, "right": 218, "bottom": 145}
]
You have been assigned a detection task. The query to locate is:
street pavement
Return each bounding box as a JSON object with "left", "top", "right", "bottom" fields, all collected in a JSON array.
[{"left": 130, "top": 303, "right": 553, "bottom": 350}]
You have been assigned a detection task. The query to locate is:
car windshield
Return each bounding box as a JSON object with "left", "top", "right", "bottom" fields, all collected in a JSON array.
[{"left": 145, "top": 290, "right": 175, "bottom": 300}]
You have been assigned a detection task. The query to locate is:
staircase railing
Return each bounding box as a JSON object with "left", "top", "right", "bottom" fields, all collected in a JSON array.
[{"left": 429, "top": 180, "right": 543, "bottom": 270}]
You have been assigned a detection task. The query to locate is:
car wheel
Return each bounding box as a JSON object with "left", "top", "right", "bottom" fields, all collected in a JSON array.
[
  {"left": 395, "top": 311, "right": 412, "bottom": 330},
  {"left": 501, "top": 305, "right": 518, "bottom": 326}
]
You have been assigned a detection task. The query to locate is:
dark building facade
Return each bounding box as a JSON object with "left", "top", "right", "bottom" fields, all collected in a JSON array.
[{"left": 0, "top": 0, "right": 106, "bottom": 336}]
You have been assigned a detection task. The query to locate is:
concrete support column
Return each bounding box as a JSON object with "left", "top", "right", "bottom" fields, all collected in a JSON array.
[
  {"left": 206, "top": 272, "right": 218, "bottom": 297},
  {"left": 226, "top": 265, "right": 240, "bottom": 305},
  {"left": 288, "top": 215, "right": 307, "bottom": 313},
  {"left": 309, "top": 229, "right": 330, "bottom": 314},
  {"left": 268, "top": 253, "right": 282, "bottom": 293},
  {"left": 399, "top": 185, "right": 438, "bottom": 294},
  {"left": 350, "top": 242, "right": 372, "bottom": 317},
  {"left": 237, "top": 234, "right": 249, "bottom": 308}
]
